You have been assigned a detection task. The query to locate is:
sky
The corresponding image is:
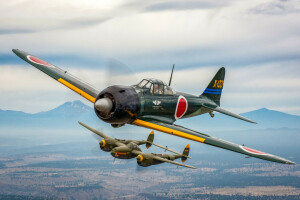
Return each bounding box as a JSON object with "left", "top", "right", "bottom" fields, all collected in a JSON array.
[{"left": 0, "top": 0, "right": 300, "bottom": 114}]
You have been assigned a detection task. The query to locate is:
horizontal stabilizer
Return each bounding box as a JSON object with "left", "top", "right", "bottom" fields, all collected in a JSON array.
[
  {"left": 148, "top": 142, "right": 191, "bottom": 158},
  {"left": 151, "top": 155, "right": 196, "bottom": 169},
  {"left": 203, "top": 105, "right": 257, "bottom": 124}
]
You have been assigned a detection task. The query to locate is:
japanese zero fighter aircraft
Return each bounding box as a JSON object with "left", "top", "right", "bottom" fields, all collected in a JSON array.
[
  {"left": 12, "top": 49, "right": 295, "bottom": 165},
  {"left": 78, "top": 121, "right": 195, "bottom": 169}
]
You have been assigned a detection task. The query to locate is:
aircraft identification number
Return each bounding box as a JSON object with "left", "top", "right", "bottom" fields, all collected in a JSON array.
[{"left": 213, "top": 80, "right": 224, "bottom": 88}]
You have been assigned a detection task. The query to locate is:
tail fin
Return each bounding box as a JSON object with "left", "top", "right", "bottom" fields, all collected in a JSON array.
[
  {"left": 200, "top": 67, "right": 225, "bottom": 106},
  {"left": 199, "top": 67, "right": 256, "bottom": 124},
  {"left": 181, "top": 144, "right": 190, "bottom": 163},
  {"left": 146, "top": 131, "right": 154, "bottom": 149}
]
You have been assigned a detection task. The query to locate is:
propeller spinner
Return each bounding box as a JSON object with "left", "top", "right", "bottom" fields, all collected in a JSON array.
[{"left": 94, "top": 97, "right": 113, "bottom": 113}]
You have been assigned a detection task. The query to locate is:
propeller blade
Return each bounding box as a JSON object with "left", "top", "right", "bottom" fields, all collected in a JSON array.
[{"left": 106, "top": 58, "right": 138, "bottom": 86}]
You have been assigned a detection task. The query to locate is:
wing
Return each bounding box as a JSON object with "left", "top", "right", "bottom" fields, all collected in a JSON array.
[
  {"left": 78, "top": 121, "right": 111, "bottom": 140},
  {"left": 12, "top": 49, "right": 99, "bottom": 103},
  {"left": 151, "top": 155, "right": 196, "bottom": 169},
  {"left": 132, "top": 119, "right": 295, "bottom": 164}
]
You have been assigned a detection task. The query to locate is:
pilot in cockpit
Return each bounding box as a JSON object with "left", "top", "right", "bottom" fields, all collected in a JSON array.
[{"left": 154, "top": 84, "right": 163, "bottom": 94}]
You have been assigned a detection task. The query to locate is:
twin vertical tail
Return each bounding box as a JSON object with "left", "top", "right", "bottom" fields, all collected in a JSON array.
[
  {"left": 200, "top": 67, "right": 225, "bottom": 106},
  {"left": 181, "top": 144, "right": 190, "bottom": 163},
  {"left": 146, "top": 131, "right": 154, "bottom": 149}
]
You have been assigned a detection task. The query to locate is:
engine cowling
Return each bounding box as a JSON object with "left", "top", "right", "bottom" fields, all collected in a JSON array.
[
  {"left": 136, "top": 154, "right": 155, "bottom": 167},
  {"left": 94, "top": 85, "right": 140, "bottom": 124},
  {"left": 99, "top": 139, "right": 117, "bottom": 152},
  {"left": 136, "top": 154, "right": 145, "bottom": 162}
]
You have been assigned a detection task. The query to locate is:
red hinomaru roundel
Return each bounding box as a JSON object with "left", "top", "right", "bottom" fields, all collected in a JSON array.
[
  {"left": 175, "top": 95, "right": 188, "bottom": 120},
  {"left": 27, "top": 55, "right": 55, "bottom": 68},
  {"left": 240, "top": 145, "right": 268, "bottom": 155}
]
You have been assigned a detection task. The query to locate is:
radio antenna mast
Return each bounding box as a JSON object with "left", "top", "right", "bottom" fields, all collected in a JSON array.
[{"left": 168, "top": 64, "right": 175, "bottom": 86}]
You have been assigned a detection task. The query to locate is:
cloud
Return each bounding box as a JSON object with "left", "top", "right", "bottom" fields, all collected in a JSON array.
[
  {"left": 0, "top": 54, "right": 23, "bottom": 65},
  {"left": 0, "top": 65, "right": 105, "bottom": 113},
  {"left": 1, "top": 0, "right": 300, "bottom": 69},
  {"left": 61, "top": 17, "right": 111, "bottom": 29},
  {"left": 249, "top": 0, "right": 300, "bottom": 15},
  {"left": 0, "top": 28, "right": 35, "bottom": 35},
  {"left": 0, "top": 0, "right": 299, "bottom": 115},
  {"left": 0, "top": 0, "right": 116, "bottom": 34},
  {"left": 143, "top": 0, "right": 231, "bottom": 12},
  {"left": 0, "top": 65, "right": 106, "bottom": 92},
  {"left": 0, "top": 51, "right": 108, "bottom": 69}
]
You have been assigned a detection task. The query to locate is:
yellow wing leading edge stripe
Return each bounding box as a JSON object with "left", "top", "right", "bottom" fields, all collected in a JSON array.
[
  {"left": 133, "top": 119, "right": 206, "bottom": 143},
  {"left": 58, "top": 78, "right": 96, "bottom": 103}
]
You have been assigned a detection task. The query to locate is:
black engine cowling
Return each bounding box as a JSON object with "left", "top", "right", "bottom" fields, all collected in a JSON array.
[{"left": 94, "top": 85, "right": 140, "bottom": 124}]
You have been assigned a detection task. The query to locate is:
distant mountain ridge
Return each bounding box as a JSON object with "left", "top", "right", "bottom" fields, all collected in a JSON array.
[
  {"left": 1, "top": 100, "right": 300, "bottom": 131},
  {"left": 0, "top": 100, "right": 93, "bottom": 117},
  {"left": 0, "top": 100, "right": 98, "bottom": 129},
  {"left": 37, "top": 100, "right": 93, "bottom": 116}
]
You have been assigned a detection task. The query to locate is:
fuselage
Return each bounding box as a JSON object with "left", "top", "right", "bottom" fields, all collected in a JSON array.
[
  {"left": 94, "top": 78, "right": 214, "bottom": 126},
  {"left": 135, "top": 86, "right": 213, "bottom": 122},
  {"left": 110, "top": 142, "right": 142, "bottom": 159}
]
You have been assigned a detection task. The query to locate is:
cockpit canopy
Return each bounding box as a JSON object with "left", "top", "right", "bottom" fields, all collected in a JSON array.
[
  {"left": 135, "top": 78, "right": 173, "bottom": 95},
  {"left": 128, "top": 142, "right": 138, "bottom": 150}
]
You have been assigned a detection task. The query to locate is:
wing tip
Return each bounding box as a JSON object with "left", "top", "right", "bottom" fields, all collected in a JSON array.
[
  {"left": 12, "top": 49, "right": 29, "bottom": 60},
  {"left": 285, "top": 160, "right": 296, "bottom": 165},
  {"left": 232, "top": 113, "right": 257, "bottom": 124},
  {"left": 12, "top": 49, "right": 20, "bottom": 55},
  {"left": 248, "top": 119, "right": 257, "bottom": 124},
  {"left": 78, "top": 121, "right": 88, "bottom": 128}
]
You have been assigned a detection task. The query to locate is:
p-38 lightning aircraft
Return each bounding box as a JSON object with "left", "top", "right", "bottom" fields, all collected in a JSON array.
[
  {"left": 12, "top": 49, "right": 295, "bottom": 165},
  {"left": 78, "top": 121, "right": 195, "bottom": 169}
]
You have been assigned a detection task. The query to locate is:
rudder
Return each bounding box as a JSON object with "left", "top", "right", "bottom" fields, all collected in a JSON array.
[
  {"left": 200, "top": 67, "right": 225, "bottom": 106},
  {"left": 181, "top": 144, "right": 190, "bottom": 163},
  {"left": 146, "top": 131, "right": 154, "bottom": 149}
]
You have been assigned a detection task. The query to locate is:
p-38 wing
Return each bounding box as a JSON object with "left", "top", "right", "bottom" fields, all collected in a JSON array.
[
  {"left": 132, "top": 118, "right": 295, "bottom": 164},
  {"left": 78, "top": 121, "right": 111, "bottom": 140}
]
